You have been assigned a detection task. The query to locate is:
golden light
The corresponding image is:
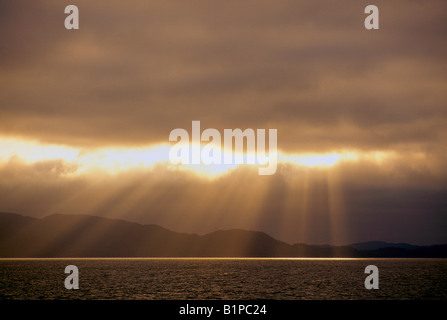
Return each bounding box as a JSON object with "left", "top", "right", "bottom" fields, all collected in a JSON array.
[
  {"left": 0, "top": 137, "right": 388, "bottom": 178},
  {"left": 75, "top": 145, "right": 172, "bottom": 174},
  {"left": 278, "top": 152, "right": 358, "bottom": 167},
  {"left": 0, "top": 138, "right": 78, "bottom": 163}
]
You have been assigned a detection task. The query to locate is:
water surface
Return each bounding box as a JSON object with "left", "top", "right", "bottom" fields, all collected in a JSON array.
[{"left": 1, "top": 258, "right": 446, "bottom": 300}]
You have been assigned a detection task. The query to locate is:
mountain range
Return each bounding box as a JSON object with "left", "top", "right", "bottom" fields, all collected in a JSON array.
[{"left": 1, "top": 212, "right": 446, "bottom": 258}]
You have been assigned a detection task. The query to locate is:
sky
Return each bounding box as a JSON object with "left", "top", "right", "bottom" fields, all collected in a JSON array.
[{"left": 1, "top": 0, "right": 446, "bottom": 245}]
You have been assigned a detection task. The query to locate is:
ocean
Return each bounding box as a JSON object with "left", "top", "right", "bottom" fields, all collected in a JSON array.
[{"left": 1, "top": 258, "right": 446, "bottom": 300}]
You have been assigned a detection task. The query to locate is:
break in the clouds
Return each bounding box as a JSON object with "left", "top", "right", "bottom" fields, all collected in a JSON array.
[{"left": 0, "top": 1, "right": 446, "bottom": 245}]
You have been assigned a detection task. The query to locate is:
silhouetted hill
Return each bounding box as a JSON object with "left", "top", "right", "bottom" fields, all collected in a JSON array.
[
  {"left": 0, "top": 212, "right": 446, "bottom": 258},
  {"left": 348, "top": 241, "right": 420, "bottom": 251}
]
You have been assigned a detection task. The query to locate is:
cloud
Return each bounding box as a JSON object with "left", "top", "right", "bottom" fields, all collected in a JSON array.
[
  {"left": 0, "top": 0, "right": 446, "bottom": 152},
  {"left": 0, "top": 1, "right": 446, "bottom": 245}
]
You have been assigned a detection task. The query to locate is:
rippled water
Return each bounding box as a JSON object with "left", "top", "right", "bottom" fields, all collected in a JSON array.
[{"left": 1, "top": 258, "right": 446, "bottom": 300}]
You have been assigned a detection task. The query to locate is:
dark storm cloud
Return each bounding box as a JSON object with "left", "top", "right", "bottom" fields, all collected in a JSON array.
[{"left": 1, "top": 0, "right": 446, "bottom": 151}]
